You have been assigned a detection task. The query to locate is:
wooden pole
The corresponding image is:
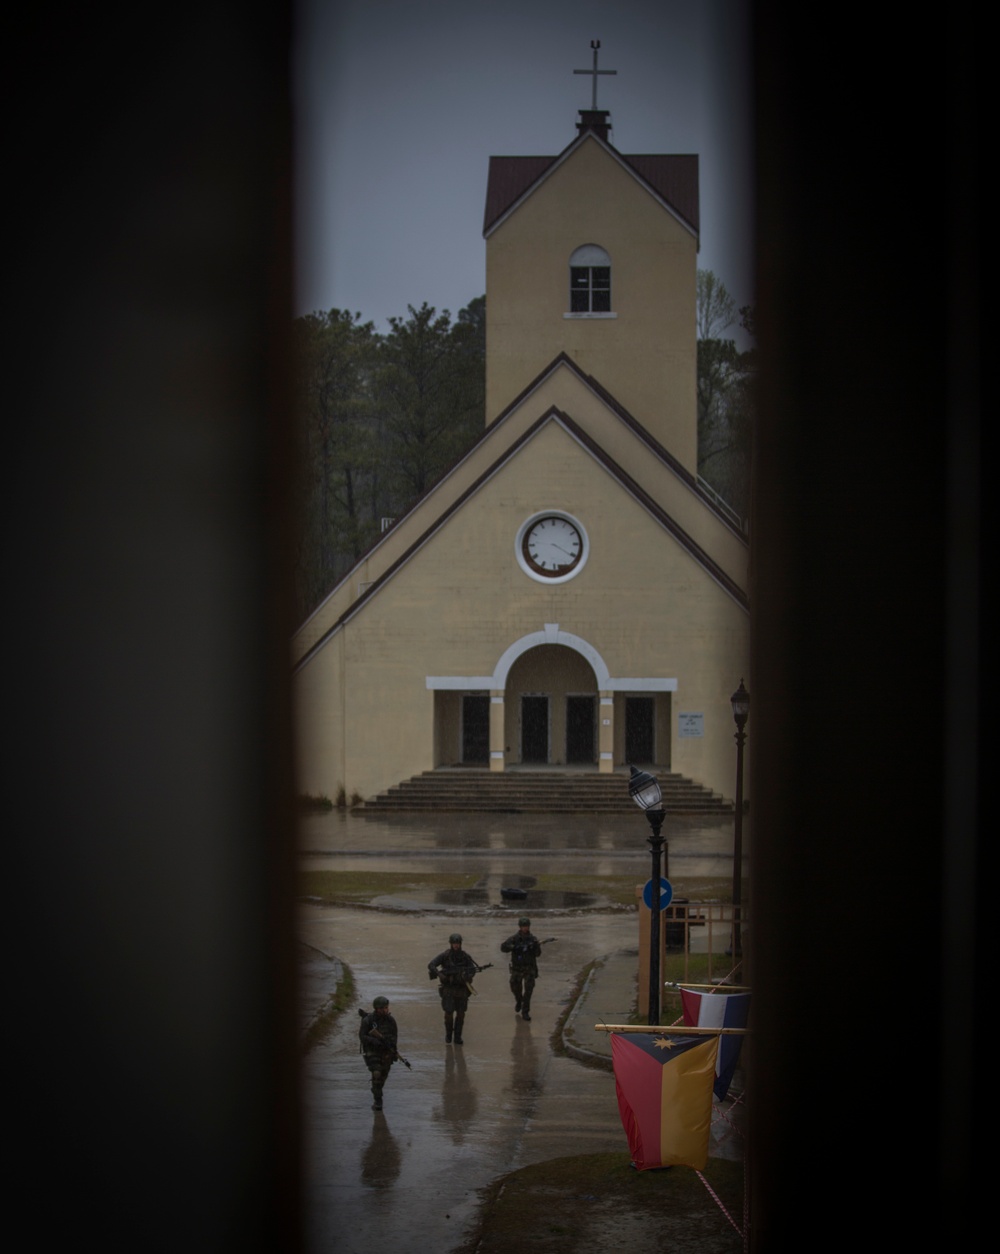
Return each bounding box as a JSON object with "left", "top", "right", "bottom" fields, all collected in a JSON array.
[
  {"left": 595, "top": 1024, "right": 750, "bottom": 1035},
  {"left": 665, "top": 981, "right": 751, "bottom": 991}
]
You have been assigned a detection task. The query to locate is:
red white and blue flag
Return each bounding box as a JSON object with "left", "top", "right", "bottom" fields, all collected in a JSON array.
[
  {"left": 611, "top": 1032, "right": 719, "bottom": 1171},
  {"left": 679, "top": 988, "right": 751, "bottom": 1101}
]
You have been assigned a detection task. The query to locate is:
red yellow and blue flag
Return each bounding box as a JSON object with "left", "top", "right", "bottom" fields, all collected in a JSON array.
[{"left": 611, "top": 1031, "right": 719, "bottom": 1171}]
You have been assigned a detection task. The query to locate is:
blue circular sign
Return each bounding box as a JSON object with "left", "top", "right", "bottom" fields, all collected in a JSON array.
[{"left": 642, "top": 877, "right": 673, "bottom": 911}]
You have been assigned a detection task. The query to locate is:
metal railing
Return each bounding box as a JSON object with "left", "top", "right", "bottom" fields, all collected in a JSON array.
[
  {"left": 696, "top": 477, "right": 747, "bottom": 534},
  {"left": 662, "top": 900, "right": 747, "bottom": 985},
  {"left": 638, "top": 896, "right": 748, "bottom": 1007}
]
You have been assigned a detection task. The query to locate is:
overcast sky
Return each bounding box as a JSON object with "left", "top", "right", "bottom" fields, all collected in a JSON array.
[{"left": 294, "top": 0, "right": 754, "bottom": 337}]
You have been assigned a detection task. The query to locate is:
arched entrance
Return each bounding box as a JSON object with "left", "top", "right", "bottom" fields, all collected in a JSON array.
[
  {"left": 426, "top": 622, "right": 676, "bottom": 773},
  {"left": 505, "top": 644, "right": 597, "bottom": 766}
]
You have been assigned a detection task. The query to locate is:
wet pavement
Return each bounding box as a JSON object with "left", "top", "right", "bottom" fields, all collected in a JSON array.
[
  {"left": 300, "top": 810, "right": 747, "bottom": 1254},
  {"left": 301, "top": 808, "right": 743, "bottom": 868}
]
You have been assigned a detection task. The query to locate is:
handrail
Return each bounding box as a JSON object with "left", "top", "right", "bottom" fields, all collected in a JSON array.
[{"left": 696, "top": 476, "right": 746, "bottom": 534}]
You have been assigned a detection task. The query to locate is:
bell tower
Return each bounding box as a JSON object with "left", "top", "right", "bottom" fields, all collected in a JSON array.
[{"left": 482, "top": 63, "right": 699, "bottom": 468}]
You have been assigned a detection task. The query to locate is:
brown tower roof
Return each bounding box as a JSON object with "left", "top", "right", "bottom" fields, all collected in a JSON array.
[{"left": 483, "top": 136, "right": 699, "bottom": 236}]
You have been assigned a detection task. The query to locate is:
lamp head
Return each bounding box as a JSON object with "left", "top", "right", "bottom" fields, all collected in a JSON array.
[
  {"left": 628, "top": 765, "right": 662, "bottom": 812},
  {"left": 731, "top": 679, "right": 750, "bottom": 729}
]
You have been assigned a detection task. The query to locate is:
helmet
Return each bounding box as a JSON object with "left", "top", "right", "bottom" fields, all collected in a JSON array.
[
  {"left": 518, "top": 917, "right": 531, "bottom": 927},
  {"left": 373, "top": 996, "right": 389, "bottom": 1009},
  {"left": 449, "top": 933, "right": 463, "bottom": 944}
]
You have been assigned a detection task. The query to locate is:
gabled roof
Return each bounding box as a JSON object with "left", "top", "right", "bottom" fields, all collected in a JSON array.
[
  {"left": 294, "top": 405, "right": 747, "bottom": 672},
  {"left": 293, "top": 350, "right": 747, "bottom": 656},
  {"left": 488, "top": 352, "right": 744, "bottom": 539},
  {"left": 483, "top": 131, "right": 699, "bottom": 236}
]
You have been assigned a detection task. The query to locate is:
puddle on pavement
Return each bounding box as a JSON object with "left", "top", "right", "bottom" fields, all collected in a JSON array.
[
  {"left": 431, "top": 887, "right": 603, "bottom": 909},
  {"left": 371, "top": 873, "right": 611, "bottom": 911}
]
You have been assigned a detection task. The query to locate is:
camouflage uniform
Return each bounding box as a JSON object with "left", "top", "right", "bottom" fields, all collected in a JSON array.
[
  {"left": 428, "top": 934, "right": 479, "bottom": 1043},
  {"left": 501, "top": 917, "right": 541, "bottom": 1020},
  {"left": 359, "top": 999, "right": 398, "bottom": 1111}
]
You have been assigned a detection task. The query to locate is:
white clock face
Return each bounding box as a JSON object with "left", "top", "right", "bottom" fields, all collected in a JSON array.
[{"left": 516, "top": 512, "right": 588, "bottom": 583}]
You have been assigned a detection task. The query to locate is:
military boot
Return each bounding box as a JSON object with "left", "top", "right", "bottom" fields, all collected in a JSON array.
[
  {"left": 445, "top": 1012, "right": 454, "bottom": 1044},
  {"left": 521, "top": 999, "right": 531, "bottom": 1021},
  {"left": 453, "top": 1012, "right": 465, "bottom": 1044}
]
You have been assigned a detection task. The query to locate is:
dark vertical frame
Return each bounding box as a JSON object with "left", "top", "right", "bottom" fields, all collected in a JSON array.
[
  {"left": 748, "top": 6, "right": 982, "bottom": 1246},
  {"left": 7, "top": 3, "right": 300, "bottom": 1246}
]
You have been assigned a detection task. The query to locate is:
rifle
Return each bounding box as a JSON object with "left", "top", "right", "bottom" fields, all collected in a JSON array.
[
  {"left": 429, "top": 960, "right": 494, "bottom": 997},
  {"left": 507, "top": 937, "right": 556, "bottom": 956},
  {"left": 462, "top": 962, "right": 495, "bottom": 997},
  {"left": 505, "top": 937, "right": 556, "bottom": 976},
  {"left": 430, "top": 961, "right": 493, "bottom": 981},
  {"left": 358, "top": 1009, "right": 412, "bottom": 1069},
  {"left": 449, "top": 961, "right": 493, "bottom": 997}
]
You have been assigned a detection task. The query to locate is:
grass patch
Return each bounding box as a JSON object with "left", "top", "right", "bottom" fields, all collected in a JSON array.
[
  {"left": 662, "top": 951, "right": 742, "bottom": 985},
  {"left": 300, "top": 869, "right": 480, "bottom": 905},
  {"left": 300, "top": 870, "right": 741, "bottom": 913},
  {"left": 613, "top": 953, "right": 746, "bottom": 1027},
  {"left": 529, "top": 873, "right": 646, "bottom": 908},
  {"left": 302, "top": 962, "right": 355, "bottom": 1054},
  {"left": 670, "top": 875, "right": 738, "bottom": 903},
  {"left": 528, "top": 873, "right": 733, "bottom": 909},
  {"left": 298, "top": 794, "right": 333, "bottom": 812},
  {"left": 456, "top": 1152, "right": 744, "bottom": 1253}
]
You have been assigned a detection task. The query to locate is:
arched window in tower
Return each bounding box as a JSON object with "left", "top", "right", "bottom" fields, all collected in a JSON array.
[{"left": 569, "top": 244, "right": 611, "bottom": 313}]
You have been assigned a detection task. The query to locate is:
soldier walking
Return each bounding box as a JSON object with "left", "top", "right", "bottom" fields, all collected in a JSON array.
[
  {"left": 358, "top": 996, "right": 399, "bottom": 1111},
  {"left": 428, "top": 932, "right": 480, "bottom": 1044},
  {"left": 501, "top": 917, "right": 542, "bottom": 1021}
]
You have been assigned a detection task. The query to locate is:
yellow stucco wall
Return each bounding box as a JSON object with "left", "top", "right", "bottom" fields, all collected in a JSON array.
[
  {"left": 293, "top": 128, "right": 750, "bottom": 810},
  {"left": 294, "top": 421, "right": 747, "bottom": 802},
  {"left": 292, "top": 367, "right": 747, "bottom": 666},
  {"left": 486, "top": 136, "right": 697, "bottom": 469}
]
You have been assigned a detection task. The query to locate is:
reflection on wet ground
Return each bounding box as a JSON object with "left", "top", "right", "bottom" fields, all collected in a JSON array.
[
  {"left": 431, "top": 887, "right": 602, "bottom": 909},
  {"left": 432, "top": 1047, "right": 478, "bottom": 1143},
  {"left": 360, "top": 1114, "right": 401, "bottom": 1190},
  {"left": 302, "top": 908, "right": 634, "bottom": 1254},
  {"left": 301, "top": 811, "right": 748, "bottom": 1252},
  {"left": 301, "top": 808, "right": 743, "bottom": 854},
  {"left": 301, "top": 808, "right": 748, "bottom": 885}
]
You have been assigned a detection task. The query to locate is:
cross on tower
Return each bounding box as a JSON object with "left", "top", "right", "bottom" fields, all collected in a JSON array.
[{"left": 574, "top": 39, "right": 617, "bottom": 111}]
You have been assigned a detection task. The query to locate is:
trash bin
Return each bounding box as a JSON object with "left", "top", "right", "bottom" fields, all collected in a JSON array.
[{"left": 664, "top": 898, "right": 689, "bottom": 948}]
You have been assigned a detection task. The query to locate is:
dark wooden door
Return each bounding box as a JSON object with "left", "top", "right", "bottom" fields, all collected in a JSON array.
[
  {"left": 625, "top": 696, "right": 655, "bottom": 763},
  {"left": 566, "top": 695, "right": 595, "bottom": 763},
  {"left": 521, "top": 695, "right": 548, "bottom": 762},
  {"left": 462, "top": 695, "right": 489, "bottom": 763}
]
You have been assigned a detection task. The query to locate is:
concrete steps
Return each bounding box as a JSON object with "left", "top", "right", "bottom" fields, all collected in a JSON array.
[{"left": 361, "top": 768, "right": 734, "bottom": 815}]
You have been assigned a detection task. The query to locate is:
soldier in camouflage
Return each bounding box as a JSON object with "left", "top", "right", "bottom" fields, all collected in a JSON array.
[
  {"left": 501, "top": 917, "right": 542, "bottom": 1021},
  {"left": 358, "top": 996, "right": 399, "bottom": 1111},
  {"left": 427, "top": 932, "right": 479, "bottom": 1044}
]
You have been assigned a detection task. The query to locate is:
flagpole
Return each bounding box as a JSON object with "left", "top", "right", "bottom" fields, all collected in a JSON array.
[
  {"left": 665, "top": 981, "right": 752, "bottom": 992},
  {"left": 595, "top": 1024, "right": 750, "bottom": 1035}
]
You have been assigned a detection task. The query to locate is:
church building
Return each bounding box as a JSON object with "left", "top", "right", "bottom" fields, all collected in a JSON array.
[{"left": 292, "top": 96, "right": 750, "bottom": 806}]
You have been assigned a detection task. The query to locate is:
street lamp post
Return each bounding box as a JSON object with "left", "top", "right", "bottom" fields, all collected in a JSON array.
[
  {"left": 730, "top": 679, "right": 750, "bottom": 959},
  {"left": 629, "top": 765, "right": 667, "bottom": 1026}
]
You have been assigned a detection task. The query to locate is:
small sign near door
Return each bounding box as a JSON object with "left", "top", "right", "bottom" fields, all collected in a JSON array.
[{"left": 677, "top": 712, "right": 703, "bottom": 738}]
